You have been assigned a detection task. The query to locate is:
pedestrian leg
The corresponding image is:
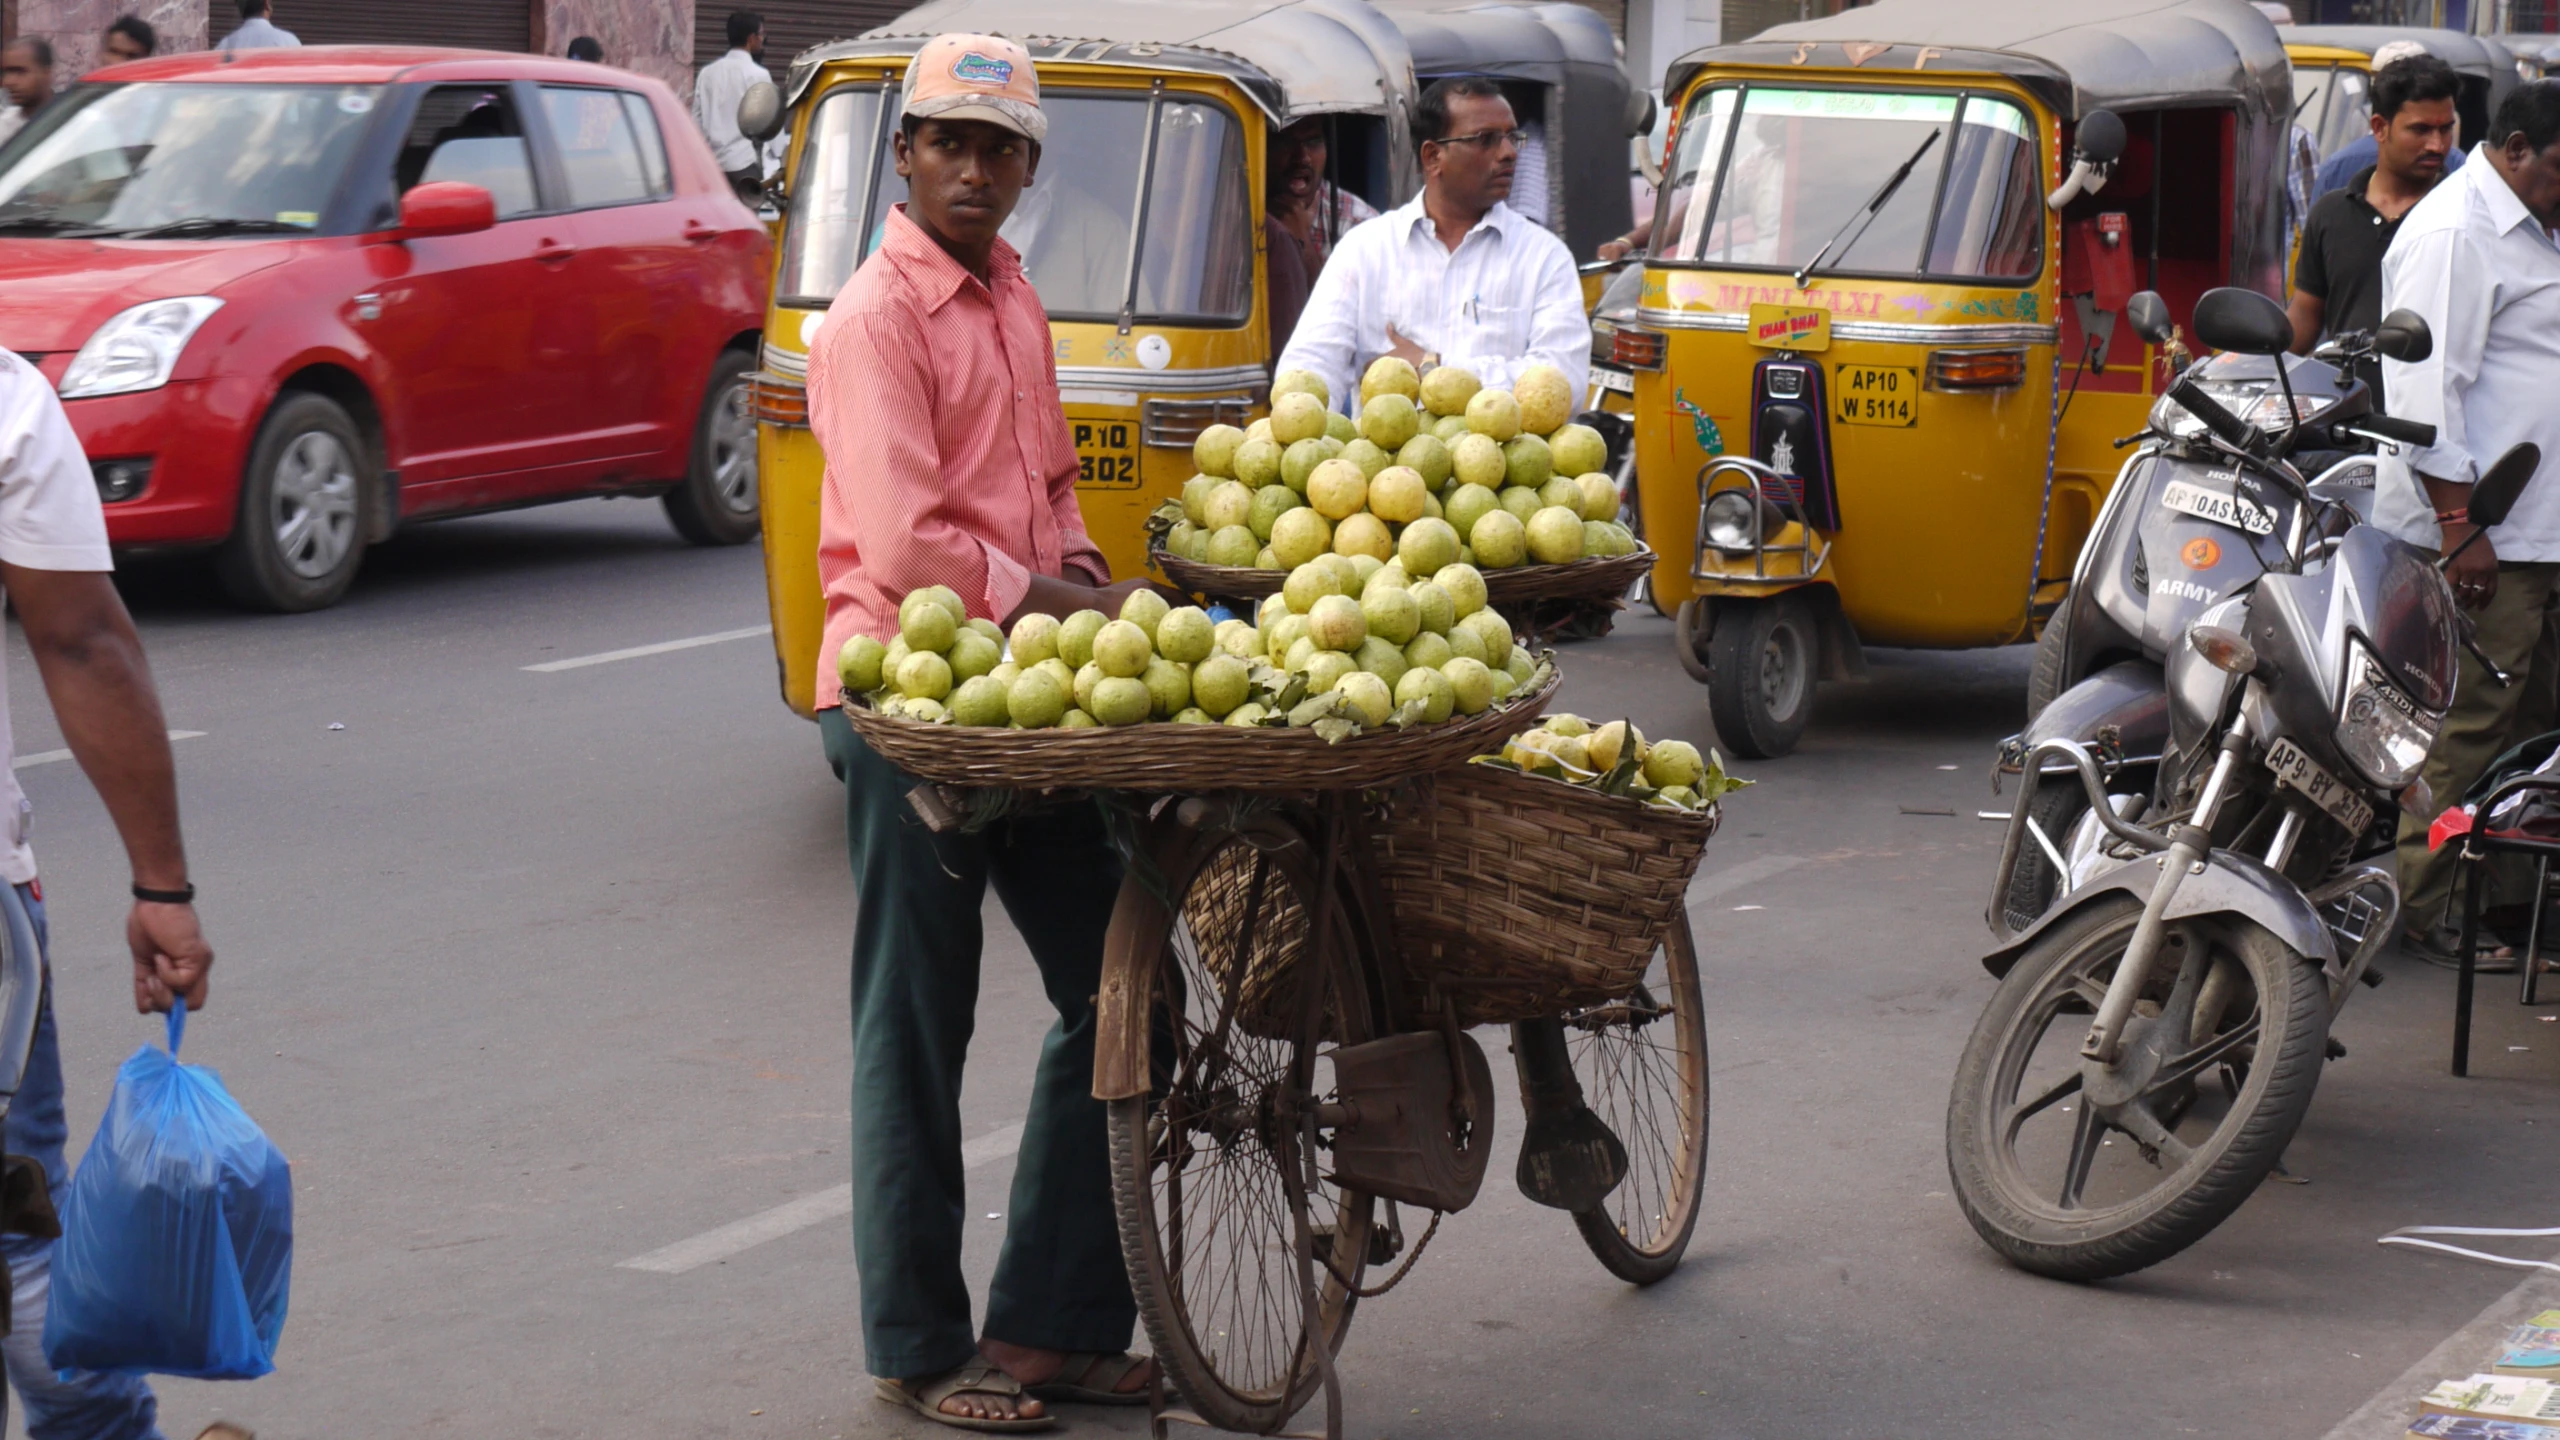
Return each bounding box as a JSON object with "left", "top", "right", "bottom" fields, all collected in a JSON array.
[
  {"left": 980, "top": 801, "right": 1137, "bottom": 1356},
  {"left": 0, "top": 887, "right": 163, "bottom": 1440},
  {"left": 824, "top": 713, "right": 991, "bottom": 1382},
  {"left": 2398, "top": 563, "right": 2560, "bottom": 935}
]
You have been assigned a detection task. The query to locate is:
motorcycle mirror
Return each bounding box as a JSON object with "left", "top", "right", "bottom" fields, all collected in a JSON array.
[
  {"left": 1624, "top": 86, "right": 1657, "bottom": 140},
  {"left": 2469, "top": 444, "right": 2543, "bottom": 530},
  {"left": 2126, "top": 291, "right": 2174, "bottom": 345},
  {"left": 2374, "top": 308, "right": 2434, "bottom": 364},
  {"left": 736, "top": 80, "right": 785, "bottom": 145},
  {"left": 2190, "top": 287, "right": 2293, "bottom": 357}
]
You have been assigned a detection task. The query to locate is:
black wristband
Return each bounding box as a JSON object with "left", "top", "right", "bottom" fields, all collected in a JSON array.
[{"left": 132, "top": 883, "right": 194, "bottom": 905}]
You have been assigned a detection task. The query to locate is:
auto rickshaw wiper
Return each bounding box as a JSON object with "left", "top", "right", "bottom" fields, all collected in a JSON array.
[{"left": 1792, "top": 130, "right": 1940, "bottom": 289}]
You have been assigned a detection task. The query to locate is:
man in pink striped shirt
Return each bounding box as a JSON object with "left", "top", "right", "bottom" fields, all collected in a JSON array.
[{"left": 805, "top": 32, "right": 1162, "bottom": 1432}]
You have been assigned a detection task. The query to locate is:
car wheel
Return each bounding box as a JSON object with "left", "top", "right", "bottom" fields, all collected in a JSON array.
[
  {"left": 664, "top": 350, "right": 760, "bottom": 546},
  {"left": 215, "top": 392, "right": 369, "bottom": 613}
]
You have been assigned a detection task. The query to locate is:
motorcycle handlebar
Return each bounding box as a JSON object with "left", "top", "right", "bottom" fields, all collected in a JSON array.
[
  {"left": 2168, "top": 376, "right": 2264, "bottom": 455},
  {"left": 2356, "top": 415, "right": 2437, "bottom": 448}
]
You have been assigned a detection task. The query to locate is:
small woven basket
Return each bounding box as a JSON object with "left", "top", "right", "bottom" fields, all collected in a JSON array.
[
  {"left": 839, "top": 666, "right": 1559, "bottom": 794},
  {"left": 1151, "top": 545, "right": 1654, "bottom": 611},
  {"left": 1374, "top": 760, "right": 1718, "bottom": 1025}
]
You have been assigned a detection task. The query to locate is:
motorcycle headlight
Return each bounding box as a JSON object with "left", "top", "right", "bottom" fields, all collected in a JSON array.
[
  {"left": 57, "top": 297, "right": 224, "bottom": 400},
  {"left": 1702, "top": 489, "right": 1761, "bottom": 555},
  {"left": 2147, "top": 370, "right": 2338, "bottom": 441},
  {"left": 2334, "top": 641, "right": 2438, "bottom": 789}
]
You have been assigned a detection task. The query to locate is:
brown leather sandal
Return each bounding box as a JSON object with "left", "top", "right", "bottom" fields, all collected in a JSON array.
[
  {"left": 875, "top": 1362, "right": 1055, "bottom": 1432},
  {"left": 1022, "top": 1349, "right": 1154, "bottom": 1406}
]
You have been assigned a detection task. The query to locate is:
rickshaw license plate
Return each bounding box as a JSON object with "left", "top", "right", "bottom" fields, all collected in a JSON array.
[
  {"left": 1591, "top": 366, "right": 1633, "bottom": 395},
  {"left": 2266, "top": 737, "right": 2375, "bottom": 834},
  {"left": 1072, "top": 419, "right": 1138, "bottom": 490},
  {"left": 1833, "top": 365, "right": 1918, "bottom": 427},
  {"left": 2160, "top": 479, "right": 2276, "bottom": 536}
]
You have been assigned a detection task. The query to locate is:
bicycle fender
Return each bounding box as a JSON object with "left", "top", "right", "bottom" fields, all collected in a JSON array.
[{"left": 1983, "top": 846, "right": 2337, "bottom": 979}]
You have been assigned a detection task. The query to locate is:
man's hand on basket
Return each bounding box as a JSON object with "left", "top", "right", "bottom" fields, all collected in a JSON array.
[{"left": 1007, "top": 574, "right": 1183, "bottom": 627}]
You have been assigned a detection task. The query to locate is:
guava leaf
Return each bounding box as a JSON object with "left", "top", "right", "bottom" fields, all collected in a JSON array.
[
  {"left": 1274, "top": 674, "right": 1311, "bottom": 712},
  {"left": 1599, "top": 751, "right": 1644, "bottom": 795},
  {"left": 1388, "top": 698, "right": 1432, "bottom": 729},
  {"left": 1471, "top": 755, "right": 1524, "bottom": 772},
  {"left": 1311, "top": 716, "right": 1358, "bottom": 744},
  {"left": 1287, "top": 691, "right": 1342, "bottom": 728}
]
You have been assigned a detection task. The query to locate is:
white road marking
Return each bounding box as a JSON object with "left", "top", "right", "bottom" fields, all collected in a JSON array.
[
  {"left": 617, "top": 1122, "right": 1025, "bottom": 1275},
  {"left": 523, "top": 626, "right": 771, "bottom": 673},
  {"left": 1688, "top": 854, "right": 1805, "bottom": 913},
  {"left": 13, "top": 731, "right": 205, "bottom": 770}
]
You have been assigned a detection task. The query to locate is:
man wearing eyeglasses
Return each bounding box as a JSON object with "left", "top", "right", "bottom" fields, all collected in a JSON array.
[{"left": 1277, "top": 77, "right": 1589, "bottom": 407}]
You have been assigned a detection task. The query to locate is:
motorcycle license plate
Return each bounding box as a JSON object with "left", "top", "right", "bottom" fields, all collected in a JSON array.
[
  {"left": 2266, "top": 737, "right": 2375, "bottom": 835},
  {"left": 1591, "top": 366, "right": 1634, "bottom": 395},
  {"left": 2159, "top": 479, "right": 2276, "bottom": 536},
  {"left": 1072, "top": 418, "right": 1138, "bottom": 490}
]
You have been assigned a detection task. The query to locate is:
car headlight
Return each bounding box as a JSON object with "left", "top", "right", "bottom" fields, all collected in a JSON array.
[
  {"left": 1701, "top": 489, "right": 1761, "bottom": 554},
  {"left": 2334, "top": 641, "right": 2438, "bottom": 789},
  {"left": 57, "top": 297, "right": 224, "bottom": 400}
]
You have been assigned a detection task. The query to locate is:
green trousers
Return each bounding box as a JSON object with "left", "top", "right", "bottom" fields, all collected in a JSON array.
[
  {"left": 820, "top": 711, "right": 1136, "bottom": 1380},
  {"left": 2395, "top": 560, "right": 2560, "bottom": 931}
]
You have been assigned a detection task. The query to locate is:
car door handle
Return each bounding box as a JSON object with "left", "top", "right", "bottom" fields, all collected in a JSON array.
[
  {"left": 534, "top": 239, "right": 578, "bottom": 263},
  {"left": 682, "top": 220, "right": 719, "bottom": 244}
]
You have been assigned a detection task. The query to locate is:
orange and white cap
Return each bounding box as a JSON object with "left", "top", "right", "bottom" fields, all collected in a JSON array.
[{"left": 901, "top": 33, "right": 1045, "bottom": 144}]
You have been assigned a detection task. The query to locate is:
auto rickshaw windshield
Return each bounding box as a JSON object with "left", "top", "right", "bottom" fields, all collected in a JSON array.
[
  {"left": 2292, "top": 64, "right": 2372, "bottom": 158},
  {"left": 779, "top": 84, "right": 1254, "bottom": 324},
  {"left": 1655, "top": 84, "right": 2041, "bottom": 281}
]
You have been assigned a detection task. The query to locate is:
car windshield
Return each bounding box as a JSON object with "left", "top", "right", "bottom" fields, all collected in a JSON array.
[
  {"left": 780, "top": 86, "right": 1252, "bottom": 325},
  {"left": 1656, "top": 86, "right": 2042, "bottom": 281},
  {"left": 0, "top": 82, "right": 381, "bottom": 236}
]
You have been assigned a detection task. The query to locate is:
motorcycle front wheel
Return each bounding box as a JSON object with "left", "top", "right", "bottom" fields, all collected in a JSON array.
[{"left": 1946, "top": 899, "right": 2328, "bottom": 1281}]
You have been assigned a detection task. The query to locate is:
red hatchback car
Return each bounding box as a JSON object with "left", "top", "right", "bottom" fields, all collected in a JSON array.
[{"left": 0, "top": 48, "right": 771, "bottom": 610}]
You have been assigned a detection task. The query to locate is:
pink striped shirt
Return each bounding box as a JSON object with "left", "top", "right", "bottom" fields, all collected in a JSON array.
[{"left": 807, "top": 205, "right": 1106, "bottom": 709}]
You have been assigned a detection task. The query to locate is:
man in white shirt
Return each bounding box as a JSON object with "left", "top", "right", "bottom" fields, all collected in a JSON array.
[
  {"left": 693, "top": 10, "right": 771, "bottom": 201},
  {"left": 1278, "top": 76, "right": 1589, "bottom": 408},
  {"left": 2381, "top": 80, "right": 2560, "bottom": 965},
  {"left": 0, "top": 354, "right": 218, "bottom": 1435},
  {"left": 216, "top": 0, "right": 298, "bottom": 51},
  {"left": 0, "top": 37, "right": 53, "bottom": 148}
]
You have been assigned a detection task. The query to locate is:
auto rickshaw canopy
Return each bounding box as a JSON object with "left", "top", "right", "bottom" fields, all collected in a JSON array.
[
  {"left": 2280, "top": 24, "right": 2521, "bottom": 130},
  {"left": 784, "top": 0, "right": 1418, "bottom": 132},
  {"left": 1670, "top": 0, "right": 2292, "bottom": 130},
  {"left": 1369, "top": 0, "right": 1636, "bottom": 259}
]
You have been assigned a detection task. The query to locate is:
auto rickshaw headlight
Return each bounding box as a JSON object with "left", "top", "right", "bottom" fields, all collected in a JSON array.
[{"left": 1702, "top": 489, "right": 1763, "bottom": 554}]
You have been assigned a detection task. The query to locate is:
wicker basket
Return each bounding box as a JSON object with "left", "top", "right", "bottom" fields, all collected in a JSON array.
[
  {"left": 1150, "top": 547, "right": 1284, "bottom": 603},
  {"left": 1373, "top": 760, "right": 1718, "bottom": 1025},
  {"left": 1481, "top": 545, "right": 1655, "bottom": 608},
  {"left": 1151, "top": 544, "right": 1654, "bottom": 611},
  {"left": 840, "top": 665, "right": 1559, "bottom": 794}
]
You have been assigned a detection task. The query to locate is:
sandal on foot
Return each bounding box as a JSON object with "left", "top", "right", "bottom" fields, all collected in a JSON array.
[
  {"left": 1022, "top": 1349, "right": 1154, "bottom": 1406},
  {"left": 2403, "top": 925, "right": 2518, "bottom": 974},
  {"left": 876, "top": 1363, "right": 1054, "bottom": 1432}
]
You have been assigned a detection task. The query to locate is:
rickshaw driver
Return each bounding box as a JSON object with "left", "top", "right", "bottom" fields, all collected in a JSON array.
[
  {"left": 804, "top": 32, "right": 1169, "bottom": 1432},
  {"left": 1278, "top": 76, "right": 1589, "bottom": 407}
]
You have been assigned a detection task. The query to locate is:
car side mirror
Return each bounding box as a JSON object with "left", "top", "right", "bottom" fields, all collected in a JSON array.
[
  {"left": 2126, "top": 290, "right": 2174, "bottom": 345},
  {"left": 738, "top": 81, "right": 784, "bottom": 145},
  {"left": 2190, "top": 286, "right": 2293, "bottom": 357},
  {"left": 392, "top": 181, "right": 495, "bottom": 240},
  {"left": 2375, "top": 307, "right": 2433, "bottom": 363},
  {"left": 2075, "top": 109, "right": 2127, "bottom": 165},
  {"left": 2469, "top": 443, "right": 2542, "bottom": 529}
]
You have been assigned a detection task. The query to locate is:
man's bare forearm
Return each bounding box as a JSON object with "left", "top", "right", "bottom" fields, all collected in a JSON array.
[{"left": 4, "top": 567, "right": 186, "bottom": 888}]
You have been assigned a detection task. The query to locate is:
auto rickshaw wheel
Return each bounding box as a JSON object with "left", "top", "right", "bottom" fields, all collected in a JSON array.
[{"left": 1704, "top": 594, "right": 1817, "bottom": 760}]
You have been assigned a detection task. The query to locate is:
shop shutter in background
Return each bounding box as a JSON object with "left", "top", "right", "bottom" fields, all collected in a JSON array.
[
  {"left": 213, "top": 0, "right": 532, "bottom": 52},
  {"left": 694, "top": 1, "right": 912, "bottom": 78}
]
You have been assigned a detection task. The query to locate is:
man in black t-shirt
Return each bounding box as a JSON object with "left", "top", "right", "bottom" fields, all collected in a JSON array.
[{"left": 2288, "top": 53, "right": 2463, "bottom": 403}]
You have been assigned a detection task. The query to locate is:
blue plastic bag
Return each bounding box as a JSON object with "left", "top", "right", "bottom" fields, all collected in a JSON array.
[{"left": 42, "top": 1001, "right": 291, "bottom": 1379}]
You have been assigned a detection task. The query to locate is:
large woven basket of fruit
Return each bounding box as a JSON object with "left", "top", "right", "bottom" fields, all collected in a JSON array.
[
  {"left": 1147, "top": 359, "right": 1646, "bottom": 609},
  {"left": 836, "top": 569, "right": 1558, "bottom": 794},
  {"left": 1372, "top": 715, "right": 1745, "bottom": 1026}
]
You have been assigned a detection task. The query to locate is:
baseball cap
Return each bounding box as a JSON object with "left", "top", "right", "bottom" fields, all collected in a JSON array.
[
  {"left": 2372, "top": 39, "right": 2430, "bottom": 68},
  {"left": 902, "top": 33, "right": 1046, "bottom": 144}
]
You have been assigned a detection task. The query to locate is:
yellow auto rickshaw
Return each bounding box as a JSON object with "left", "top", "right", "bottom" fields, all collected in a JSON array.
[
  {"left": 739, "top": 0, "right": 1418, "bottom": 717},
  {"left": 1618, "top": 0, "right": 2294, "bottom": 757}
]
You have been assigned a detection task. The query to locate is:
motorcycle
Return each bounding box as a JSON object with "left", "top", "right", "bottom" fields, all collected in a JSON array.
[{"left": 1947, "top": 284, "right": 2542, "bottom": 1279}]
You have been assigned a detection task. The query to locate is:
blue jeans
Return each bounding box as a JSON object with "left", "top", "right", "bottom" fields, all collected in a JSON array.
[{"left": 0, "top": 884, "right": 163, "bottom": 1440}]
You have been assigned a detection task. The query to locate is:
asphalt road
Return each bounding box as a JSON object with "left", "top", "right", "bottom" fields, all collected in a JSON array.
[{"left": 9, "top": 496, "right": 2559, "bottom": 1440}]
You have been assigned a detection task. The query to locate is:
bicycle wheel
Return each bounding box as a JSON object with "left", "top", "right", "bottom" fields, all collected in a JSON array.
[
  {"left": 1567, "top": 913, "right": 1709, "bottom": 1284},
  {"left": 1105, "top": 824, "right": 1378, "bottom": 1433}
]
